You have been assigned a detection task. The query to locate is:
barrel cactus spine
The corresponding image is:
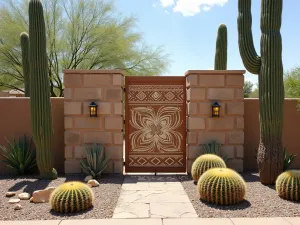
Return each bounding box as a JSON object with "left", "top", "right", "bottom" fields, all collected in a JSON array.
[
  {"left": 276, "top": 170, "right": 300, "bottom": 201},
  {"left": 198, "top": 168, "right": 246, "bottom": 205},
  {"left": 237, "top": 0, "right": 284, "bottom": 184},
  {"left": 20, "top": 32, "right": 30, "bottom": 97},
  {"left": 214, "top": 24, "right": 227, "bottom": 70},
  {"left": 191, "top": 154, "right": 226, "bottom": 182},
  {"left": 29, "top": 0, "right": 56, "bottom": 179},
  {"left": 50, "top": 182, "right": 94, "bottom": 213}
]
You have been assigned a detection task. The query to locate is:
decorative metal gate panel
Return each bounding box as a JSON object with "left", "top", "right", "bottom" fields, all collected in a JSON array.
[{"left": 125, "top": 77, "right": 186, "bottom": 173}]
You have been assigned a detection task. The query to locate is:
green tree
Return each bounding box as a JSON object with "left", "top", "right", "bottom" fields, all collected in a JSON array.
[
  {"left": 0, "top": 0, "right": 169, "bottom": 96},
  {"left": 249, "top": 87, "right": 259, "bottom": 98},
  {"left": 284, "top": 66, "right": 300, "bottom": 98},
  {"left": 244, "top": 81, "right": 253, "bottom": 98}
]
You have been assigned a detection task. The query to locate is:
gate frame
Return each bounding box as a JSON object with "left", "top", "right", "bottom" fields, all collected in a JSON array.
[{"left": 125, "top": 76, "right": 187, "bottom": 173}]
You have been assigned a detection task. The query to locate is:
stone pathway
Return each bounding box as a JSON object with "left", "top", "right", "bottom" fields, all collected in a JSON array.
[{"left": 112, "top": 175, "right": 198, "bottom": 218}]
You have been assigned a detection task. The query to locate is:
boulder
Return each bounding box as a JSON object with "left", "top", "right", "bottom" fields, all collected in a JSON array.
[
  {"left": 18, "top": 192, "right": 31, "bottom": 200},
  {"left": 8, "top": 198, "right": 20, "bottom": 204},
  {"left": 87, "top": 179, "right": 99, "bottom": 187},
  {"left": 30, "top": 187, "right": 56, "bottom": 203},
  {"left": 6, "top": 192, "right": 16, "bottom": 197},
  {"left": 14, "top": 204, "right": 22, "bottom": 210}
]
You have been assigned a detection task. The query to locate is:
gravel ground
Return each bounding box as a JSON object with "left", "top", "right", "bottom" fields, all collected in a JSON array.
[
  {"left": 0, "top": 174, "right": 124, "bottom": 220},
  {"left": 178, "top": 173, "right": 300, "bottom": 218}
]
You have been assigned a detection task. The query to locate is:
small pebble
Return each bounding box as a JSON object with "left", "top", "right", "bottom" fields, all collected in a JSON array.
[
  {"left": 14, "top": 204, "right": 22, "bottom": 210},
  {"left": 8, "top": 198, "right": 20, "bottom": 204},
  {"left": 18, "top": 192, "right": 31, "bottom": 200},
  {"left": 6, "top": 192, "right": 16, "bottom": 197}
]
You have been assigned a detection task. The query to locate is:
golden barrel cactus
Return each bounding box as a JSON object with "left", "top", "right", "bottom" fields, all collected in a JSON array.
[
  {"left": 198, "top": 168, "right": 246, "bottom": 205},
  {"left": 50, "top": 181, "right": 94, "bottom": 213},
  {"left": 191, "top": 154, "right": 226, "bottom": 182},
  {"left": 276, "top": 170, "right": 300, "bottom": 201}
]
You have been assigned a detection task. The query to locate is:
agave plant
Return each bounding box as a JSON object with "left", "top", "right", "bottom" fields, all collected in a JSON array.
[
  {"left": 0, "top": 135, "right": 37, "bottom": 175},
  {"left": 202, "top": 140, "right": 228, "bottom": 162},
  {"left": 80, "top": 144, "right": 109, "bottom": 178},
  {"left": 283, "top": 148, "right": 297, "bottom": 171}
]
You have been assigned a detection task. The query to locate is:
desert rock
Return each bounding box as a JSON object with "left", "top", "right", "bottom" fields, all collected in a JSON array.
[
  {"left": 6, "top": 192, "right": 16, "bottom": 197},
  {"left": 87, "top": 179, "right": 99, "bottom": 187},
  {"left": 30, "top": 187, "right": 56, "bottom": 203},
  {"left": 8, "top": 198, "right": 20, "bottom": 204},
  {"left": 84, "top": 175, "right": 93, "bottom": 182},
  {"left": 14, "top": 204, "right": 22, "bottom": 210},
  {"left": 18, "top": 192, "right": 31, "bottom": 200}
]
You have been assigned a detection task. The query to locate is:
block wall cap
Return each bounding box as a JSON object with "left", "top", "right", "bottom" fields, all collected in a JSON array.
[
  {"left": 185, "top": 70, "right": 246, "bottom": 76},
  {"left": 64, "top": 69, "right": 125, "bottom": 76}
]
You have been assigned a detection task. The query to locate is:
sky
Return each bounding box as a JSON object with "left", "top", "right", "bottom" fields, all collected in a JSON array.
[{"left": 114, "top": 0, "right": 300, "bottom": 86}]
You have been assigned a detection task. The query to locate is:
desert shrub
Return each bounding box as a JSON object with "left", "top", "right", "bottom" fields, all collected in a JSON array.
[
  {"left": 50, "top": 181, "right": 94, "bottom": 213},
  {"left": 0, "top": 135, "right": 36, "bottom": 175},
  {"left": 80, "top": 144, "right": 109, "bottom": 178},
  {"left": 276, "top": 170, "right": 300, "bottom": 201},
  {"left": 198, "top": 168, "right": 246, "bottom": 205},
  {"left": 191, "top": 154, "right": 226, "bottom": 182}
]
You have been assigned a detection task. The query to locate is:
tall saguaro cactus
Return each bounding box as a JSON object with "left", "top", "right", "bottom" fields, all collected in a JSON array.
[
  {"left": 214, "top": 24, "right": 227, "bottom": 70},
  {"left": 20, "top": 32, "right": 30, "bottom": 97},
  {"left": 238, "top": 0, "right": 284, "bottom": 184},
  {"left": 29, "top": 0, "right": 57, "bottom": 179}
]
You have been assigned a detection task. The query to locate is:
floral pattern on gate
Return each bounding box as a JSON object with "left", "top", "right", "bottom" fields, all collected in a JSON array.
[{"left": 129, "top": 106, "right": 183, "bottom": 153}]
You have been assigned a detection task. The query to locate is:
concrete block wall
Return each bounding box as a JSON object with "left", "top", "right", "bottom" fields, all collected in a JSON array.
[
  {"left": 64, "top": 70, "right": 124, "bottom": 174},
  {"left": 186, "top": 70, "right": 245, "bottom": 172}
]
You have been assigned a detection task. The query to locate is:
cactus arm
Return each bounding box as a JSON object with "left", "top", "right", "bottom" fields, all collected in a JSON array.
[
  {"left": 214, "top": 24, "right": 227, "bottom": 70},
  {"left": 20, "top": 32, "right": 30, "bottom": 97},
  {"left": 237, "top": 0, "right": 261, "bottom": 74},
  {"left": 29, "top": 0, "right": 56, "bottom": 179}
]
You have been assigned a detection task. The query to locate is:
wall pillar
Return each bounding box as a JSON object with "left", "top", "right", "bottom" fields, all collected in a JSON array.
[
  {"left": 63, "top": 70, "right": 124, "bottom": 174},
  {"left": 186, "top": 70, "right": 245, "bottom": 172}
]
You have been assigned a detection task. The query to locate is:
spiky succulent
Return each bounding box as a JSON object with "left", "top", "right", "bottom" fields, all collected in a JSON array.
[
  {"left": 50, "top": 181, "right": 94, "bottom": 213},
  {"left": 191, "top": 154, "right": 226, "bottom": 182},
  {"left": 198, "top": 168, "right": 246, "bottom": 205},
  {"left": 276, "top": 170, "right": 300, "bottom": 201},
  {"left": 80, "top": 144, "right": 109, "bottom": 178}
]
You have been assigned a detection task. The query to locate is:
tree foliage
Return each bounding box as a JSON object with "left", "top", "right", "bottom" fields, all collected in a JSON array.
[
  {"left": 0, "top": 0, "right": 170, "bottom": 96},
  {"left": 244, "top": 80, "right": 253, "bottom": 98},
  {"left": 284, "top": 66, "right": 300, "bottom": 98}
]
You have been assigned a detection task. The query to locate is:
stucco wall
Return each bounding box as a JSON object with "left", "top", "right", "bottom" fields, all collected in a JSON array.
[
  {"left": 0, "top": 97, "right": 65, "bottom": 175},
  {"left": 244, "top": 98, "right": 300, "bottom": 171}
]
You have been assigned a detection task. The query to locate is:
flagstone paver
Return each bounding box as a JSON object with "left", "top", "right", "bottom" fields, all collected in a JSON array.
[{"left": 112, "top": 175, "right": 198, "bottom": 218}]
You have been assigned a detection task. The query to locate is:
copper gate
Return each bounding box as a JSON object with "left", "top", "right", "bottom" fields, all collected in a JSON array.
[{"left": 125, "top": 76, "right": 186, "bottom": 173}]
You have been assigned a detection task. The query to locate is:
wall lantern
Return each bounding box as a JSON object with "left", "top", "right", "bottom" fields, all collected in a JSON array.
[
  {"left": 212, "top": 102, "right": 221, "bottom": 117},
  {"left": 89, "top": 102, "right": 98, "bottom": 117}
]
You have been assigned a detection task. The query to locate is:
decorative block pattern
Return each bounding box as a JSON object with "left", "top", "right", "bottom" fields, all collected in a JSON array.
[
  {"left": 64, "top": 70, "right": 124, "bottom": 174},
  {"left": 186, "top": 70, "right": 245, "bottom": 172}
]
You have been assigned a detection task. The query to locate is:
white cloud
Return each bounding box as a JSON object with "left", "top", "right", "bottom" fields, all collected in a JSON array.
[
  {"left": 202, "top": 5, "right": 211, "bottom": 11},
  {"left": 164, "top": 10, "right": 170, "bottom": 15},
  {"left": 170, "top": 0, "right": 228, "bottom": 16},
  {"left": 160, "top": 0, "right": 175, "bottom": 7},
  {"left": 153, "top": 3, "right": 156, "bottom": 7}
]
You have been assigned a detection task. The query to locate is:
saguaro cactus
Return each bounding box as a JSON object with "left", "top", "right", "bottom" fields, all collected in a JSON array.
[
  {"left": 29, "top": 0, "right": 57, "bottom": 179},
  {"left": 20, "top": 32, "right": 30, "bottom": 97},
  {"left": 214, "top": 24, "right": 227, "bottom": 70},
  {"left": 238, "top": 0, "right": 284, "bottom": 184}
]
